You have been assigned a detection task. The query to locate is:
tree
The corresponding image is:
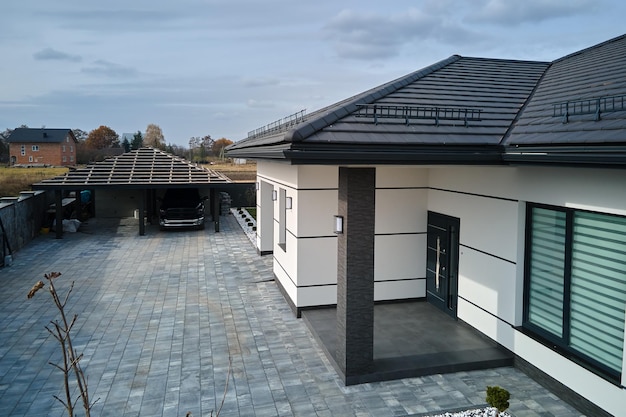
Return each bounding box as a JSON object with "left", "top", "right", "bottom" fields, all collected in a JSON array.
[
  {"left": 121, "top": 137, "right": 131, "bottom": 152},
  {"left": 72, "top": 129, "right": 88, "bottom": 143},
  {"left": 0, "top": 128, "right": 11, "bottom": 164},
  {"left": 212, "top": 138, "right": 233, "bottom": 158},
  {"left": 131, "top": 131, "right": 143, "bottom": 150},
  {"left": 85, "top": 126, "right": 120, "bottom": 149},
  {"left": 144, "top": 124, "right": 165, "bottom": 149}
]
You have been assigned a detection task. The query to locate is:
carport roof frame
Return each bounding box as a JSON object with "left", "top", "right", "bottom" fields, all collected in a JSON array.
[{"left": 32, "top": 147, "right": 232, "bottom": 190}]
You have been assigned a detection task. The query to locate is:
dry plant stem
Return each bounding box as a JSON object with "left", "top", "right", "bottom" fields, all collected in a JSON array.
[
  {"left": 214, "top": 357, "right": 232, "bottom": 417},
  {"left": 47, "top": 275, "right": 96, "bottom": 417},
  {"left": 46, "top": 320, "right": 74, "bottom": 416}
]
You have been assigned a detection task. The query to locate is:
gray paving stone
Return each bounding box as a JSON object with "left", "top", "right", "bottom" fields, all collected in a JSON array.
[{"left": 0, "top": 216, "right": 588, "bottom": 416}]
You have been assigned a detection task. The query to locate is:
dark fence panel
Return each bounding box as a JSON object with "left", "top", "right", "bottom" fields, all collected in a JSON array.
[
  {"left": 215, "top": 183, "right": 256, "bottom": 208},
  {"left": 0, "top": 190, "right": 53, "bottom": 267}
]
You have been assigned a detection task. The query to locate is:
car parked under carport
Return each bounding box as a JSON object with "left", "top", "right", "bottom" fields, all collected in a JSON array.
[{"left": 31, "top": 147, "right": 233, "bottom": 237}]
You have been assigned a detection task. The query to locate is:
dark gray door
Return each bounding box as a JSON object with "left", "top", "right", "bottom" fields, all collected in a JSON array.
[{"left": 426, "top": 211, "right": 460, "bottom": 318}]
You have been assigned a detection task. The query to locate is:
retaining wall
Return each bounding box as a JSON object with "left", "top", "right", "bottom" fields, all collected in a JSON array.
[{"left": 0, "top": 190, "right": 53, "bottom": 266}]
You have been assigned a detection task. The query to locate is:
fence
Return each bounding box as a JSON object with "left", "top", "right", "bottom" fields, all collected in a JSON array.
[{"left": 0, "top": 190, "right": 52, "bottom": 267}]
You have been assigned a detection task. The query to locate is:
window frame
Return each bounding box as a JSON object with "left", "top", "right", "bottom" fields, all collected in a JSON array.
[
  {"left": 523, "top": 202, "right": 626, "bottom": 383},
  {"left": 32, "top": 145, "right": 39, "bottom": 151}
]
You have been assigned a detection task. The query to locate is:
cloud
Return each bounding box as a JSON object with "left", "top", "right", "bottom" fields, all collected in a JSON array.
[
  {"left": 242, "top": 77, "right": 281, "bottom": 88},
  {"left": 81, "top": 60, "right": 138, "bottom": 78},
  {"left": 247, "top": 99, "right": 275, "bottom": 108},
  {"left": 38, "top": 8, "right": 186, "bottom": 33},
  {"left": 467, "top": 0, "right": 599, "bottom": 25},
  {"left": 323, "top": 8, "right": 477, "bottom": 60},
  {"left": 33, "top": 47, "right": 82, "bottom": 62}
]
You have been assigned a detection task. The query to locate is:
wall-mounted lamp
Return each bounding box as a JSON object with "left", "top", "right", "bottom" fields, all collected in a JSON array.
[
  {"left": 272, "top": 190, "right": 277, "bottom": 201},
  {"left": 286, "top": 196, "right": 293, "bottom": 210},
  {"left": 255, "top": 182, "right": 260, "bottom": 191},
  {"left": 334, "top": 215, "right": 344, "bottom": 234}
]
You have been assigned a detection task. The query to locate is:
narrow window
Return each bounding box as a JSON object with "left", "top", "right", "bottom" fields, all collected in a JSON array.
[
  {"left": 526, "top": 207, "right": 566, "bottom": 337},
  {"left": 570, "top": 211, "right": 626, "bottom": 374},
  {"left": 20, "top": 145, "right": 25, "bottom": 156},
  {"left": 62, "top": 145, "right": 66, "bottom": 152},
  {"left": 62, "top": 156, "right": 67, "bottom": 163},
  {"left": 278, "top": 188, "right": 287, "bottom": 251}
]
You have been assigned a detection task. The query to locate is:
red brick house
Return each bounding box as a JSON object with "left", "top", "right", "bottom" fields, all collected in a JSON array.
[{"left": 8, "top": 128, "right": 78, "bottom": 166}]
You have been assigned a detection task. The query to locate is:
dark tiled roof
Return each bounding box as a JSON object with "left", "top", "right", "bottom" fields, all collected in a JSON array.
[
  {"left": 8, "top": 128, "right": 76, "bottom": 144},
  {"left": 505, "top": 34, "right": 626, "bottom": 146},
  {"left": 304, "top": 57, "right": 548, "bottom": 146},
  {"left": 228, "top": 34, "right": 626, "bottom": 165},
  {"left": 32, "top": 147, "right": 231, "bottom": 189}
]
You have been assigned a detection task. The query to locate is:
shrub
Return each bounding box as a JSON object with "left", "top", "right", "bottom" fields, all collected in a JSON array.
[{"left": 486, "top": 385, "right": 510, "bottom": 415}]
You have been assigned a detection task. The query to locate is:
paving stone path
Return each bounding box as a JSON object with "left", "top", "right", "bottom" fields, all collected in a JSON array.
[{"left": 0, "top": 216, "right": 585, "bottom": 416}]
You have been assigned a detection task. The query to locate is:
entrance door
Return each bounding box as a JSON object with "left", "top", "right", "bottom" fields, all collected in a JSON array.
[{"left": 426, "top": 211, "right": 460, "bottom": 318}]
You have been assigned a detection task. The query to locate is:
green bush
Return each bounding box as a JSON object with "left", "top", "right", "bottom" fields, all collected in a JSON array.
[{"left": 486, "top": 385, "right": 510, "bottom": 413}]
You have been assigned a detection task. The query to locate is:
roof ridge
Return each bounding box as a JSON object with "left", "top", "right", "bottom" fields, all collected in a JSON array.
[{"left": 284, "top": 55, "right": 462, "bottom": 142}]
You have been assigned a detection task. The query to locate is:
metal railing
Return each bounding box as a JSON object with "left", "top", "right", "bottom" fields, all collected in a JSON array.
[
  {"left": 355, "top": 104, "right": 482, "bottom": 127},
  {"left": 248, "top": 109, "right": 307, "bottom": 139},
  {"left": 553, "top": 95, "right": 626, "bottom": 123}
]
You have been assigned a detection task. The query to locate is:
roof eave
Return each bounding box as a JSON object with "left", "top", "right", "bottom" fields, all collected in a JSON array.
[
  {"left": 283, "top": 144, "right": 504, "bottom": 165},
  {"left": 503, "top": 145, "right": 626, "bottom": 167}
]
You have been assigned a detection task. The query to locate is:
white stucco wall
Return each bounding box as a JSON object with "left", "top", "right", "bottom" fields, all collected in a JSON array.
[
  {"left": 255, "top": 160, "right": 626, "bottom": 416},
  {"left": 428, "top": 165, "right": 626, "bottom": 417}
]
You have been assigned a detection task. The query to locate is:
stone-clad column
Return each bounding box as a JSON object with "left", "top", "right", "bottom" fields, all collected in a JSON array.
[{"left": 336, "top": 167, "right": 375, "bottom": 379}]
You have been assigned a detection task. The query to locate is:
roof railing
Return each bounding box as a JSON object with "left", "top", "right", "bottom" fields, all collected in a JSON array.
[
  {"left": 553, "top": 94, "right": 626, "bottom": 123},
  {"left": 248, "top": 109, "right": 307, "bottom": 139},
  {"left": 355, "top": 104, "right": 482, "bottom": 127}
]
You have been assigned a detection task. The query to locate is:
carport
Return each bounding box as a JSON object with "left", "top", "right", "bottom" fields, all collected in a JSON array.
[{"left": 32, "top": 147, "right": 233, "bottom": 238}]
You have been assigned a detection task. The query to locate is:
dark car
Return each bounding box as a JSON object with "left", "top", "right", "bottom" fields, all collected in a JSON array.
[{"left": 159, "top": 188, "right": 207, "bottom": 230}]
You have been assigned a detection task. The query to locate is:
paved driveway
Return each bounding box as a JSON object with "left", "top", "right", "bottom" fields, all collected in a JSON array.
[{"left": 0, "top": 216, "right": 583, "bottom": 416}]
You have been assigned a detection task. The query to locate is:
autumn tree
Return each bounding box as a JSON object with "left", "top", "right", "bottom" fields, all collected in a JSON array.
[
  {"left": 85, "top": 126, "right": 120, "bottom": 149},
  {"left": 212, "top": 138, "right": 233, "bottom": 158},
  {"left": 144, "top": 124, "right": 165, "bottom": 149},
  {"left": 131, "top": 131, "right": 143, "bottom": 150}
]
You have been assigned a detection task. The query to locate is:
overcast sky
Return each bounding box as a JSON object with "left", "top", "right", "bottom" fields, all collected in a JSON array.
[{"left": 1, "top": 0, "right": 624, "bottom": 146}]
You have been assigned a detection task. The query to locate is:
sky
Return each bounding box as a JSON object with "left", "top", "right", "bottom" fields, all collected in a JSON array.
[{"left": 1, "top": 0, "right": 624, "bottom": 147}]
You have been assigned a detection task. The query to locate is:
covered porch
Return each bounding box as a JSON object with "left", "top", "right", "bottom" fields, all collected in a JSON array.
[{"left": 302, "top": 300, "right": 514, "bottom": 385}]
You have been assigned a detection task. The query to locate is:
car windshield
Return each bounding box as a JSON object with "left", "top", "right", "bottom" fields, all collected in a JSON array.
[{"left": 161, "top": 188, "right": 201, "bottom": 208}]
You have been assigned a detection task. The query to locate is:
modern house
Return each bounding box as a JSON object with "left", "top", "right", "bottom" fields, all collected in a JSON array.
[
  {"left": 227, "top": 34, "right": 626, "bottom": 416},
  {"left": 8, "top": 128, "right": 78, "bottom": 166}
]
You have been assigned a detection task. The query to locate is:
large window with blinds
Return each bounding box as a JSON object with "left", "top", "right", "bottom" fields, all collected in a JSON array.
[{"left": 524, "top": 204, "right": 626, "bottom": 382}]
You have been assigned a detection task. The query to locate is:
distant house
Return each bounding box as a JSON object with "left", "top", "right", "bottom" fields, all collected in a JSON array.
[
  {"left": 227, "top": 34, "right": 626, "bottom": 417},
  {"left": 8, "top": 128, "right": 78, "bottom": 166}
]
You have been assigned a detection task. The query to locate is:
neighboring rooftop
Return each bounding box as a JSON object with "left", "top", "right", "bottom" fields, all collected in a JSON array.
[
  {"left": 8, "top": 128, "right": 77, "bottom": 144},
  {"left": 32, "top": 147, "right": 231, "bottom": 189}
]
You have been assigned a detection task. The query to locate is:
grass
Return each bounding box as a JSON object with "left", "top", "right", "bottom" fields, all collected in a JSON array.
[
  {"left": 204, "top": 160, "right": 256, "bottom": 182},
  {"left": 0, "top": 167, "right": 69, "bottom": 197},
  {"left": 246, "top": 207, "right": 256, "bottom": 220}
]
